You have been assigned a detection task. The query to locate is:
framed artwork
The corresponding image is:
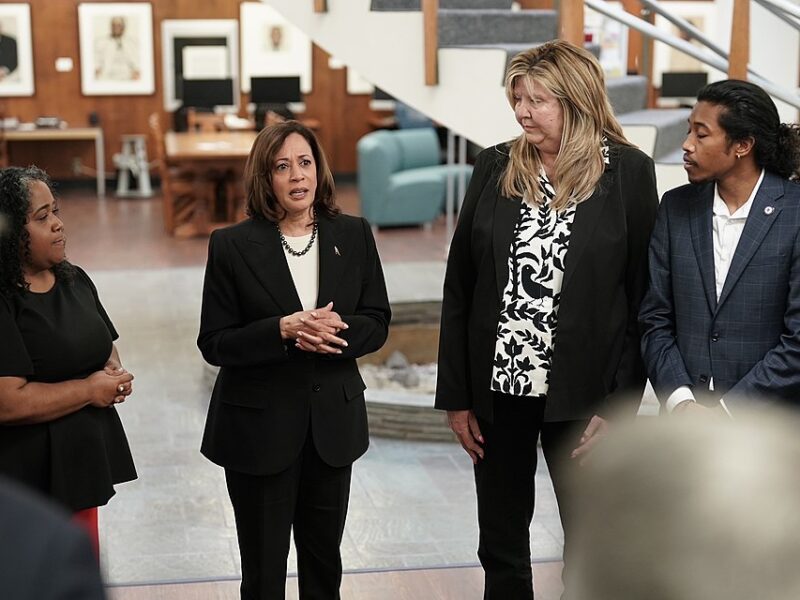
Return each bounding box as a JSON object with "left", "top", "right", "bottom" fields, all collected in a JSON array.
[
  {"left": 0, "top": 3, "right": 34, "bottom": 97},
  {"left": 239, "top": 2, "right": 312, "bottom": 95},
  {"left": 161, "top": 19, "right": 239, "bottom": 111},
  {"left": 585, "top": 2, "right": 628, "bottom": 78},
  {"left": 78, "top": 3, "right": 155, "bottom": 96}
]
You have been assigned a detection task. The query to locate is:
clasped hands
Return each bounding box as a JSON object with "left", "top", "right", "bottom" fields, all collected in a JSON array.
[
  {"left": 280, "top": 302, "right": 349, "bottom": 355},
  {"left": 86, "top": 360, "right": 134, "bottom": 408}
]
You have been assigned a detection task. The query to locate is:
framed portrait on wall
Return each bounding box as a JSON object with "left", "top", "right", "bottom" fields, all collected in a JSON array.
[
  {"left": 78, "top": 3, "right": 155, "bottom": 95},
  {"left": 239, "top": 2, "right": 312, "bottom": 95},
  {"left": 0, "top": 3, "right": 34, "bottom": 97},
  {"left": 161, "top": 19, "right": 239, "bottom": 111}
]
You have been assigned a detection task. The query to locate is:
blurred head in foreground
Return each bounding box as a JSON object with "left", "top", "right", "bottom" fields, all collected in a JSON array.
[{"left": 569, "top": 409, "right": 800, "bottom": 600}]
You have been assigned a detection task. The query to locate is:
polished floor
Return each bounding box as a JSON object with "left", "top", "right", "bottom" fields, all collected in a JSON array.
[{"left": 55, "top": 184, "right": 565, "bottom": 596}]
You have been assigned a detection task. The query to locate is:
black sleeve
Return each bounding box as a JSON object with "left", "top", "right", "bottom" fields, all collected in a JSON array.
[
  {"left": 197, "top": 230, "right": 290, "bottom": 367},
  {"left": 0, "top": 295, "right": 33, "bottom": 378},
  {"left": 324, "top": 217, "right": 391, "bottom": 360},
  {"left": 74, "top": 266, "right": 118, "bottom": 341},
  {"left": 435, "top": 148, "right": 496, "bottom": 411},
  {"left": 602, "top": 149, "right": 659, "bottom": 417}
]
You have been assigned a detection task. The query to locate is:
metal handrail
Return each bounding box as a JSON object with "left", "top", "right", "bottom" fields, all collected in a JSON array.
[
  {"left": 585, "top": 0, "right": 800, "bottom": 109},
  {"left": 753, "top": 0, "right": 800, "bottom": 30},
  {"left": 640, "top": 0, "right": 767, "bottom": 81}
]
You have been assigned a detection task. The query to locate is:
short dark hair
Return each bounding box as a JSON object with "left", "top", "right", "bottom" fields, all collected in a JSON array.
[
  {"left": 243, "top": 120, "right": 339, "bottom": 221},
  {"left": 697, "top": 79, "right": 800, "bottom": 180},
  {"left": 0, "top": 166, "right": 73, "bottom": 296}
]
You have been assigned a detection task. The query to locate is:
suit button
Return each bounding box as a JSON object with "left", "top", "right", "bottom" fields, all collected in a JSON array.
[
  {"left": 711, "top": 332, "right": 720, "bottom": 342},
  {"left": 312, "top": 384, "right": 321, "bottom": 392},
  {"left": 699, "top": 375, "right": 709, "bottom": 384}
]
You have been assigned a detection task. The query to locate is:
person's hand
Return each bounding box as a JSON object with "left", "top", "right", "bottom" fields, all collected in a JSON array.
[
  {"left": 447, "top": 409, "right": 484, "bottom": 464},
  {"left": 283, "top": 302, "right": 348, "bottom": 355},
  {"left": 571, "top": 415, "right": 609, "bottom": 466},
  {"left": 296, "top": 302, "right": 349, "bottom": 354},
  {"left": 673, "top": 400, "right": 711, "bottom": 416},
  {"left": 86, "top": 370, "right": 134, "bottom": 408}
]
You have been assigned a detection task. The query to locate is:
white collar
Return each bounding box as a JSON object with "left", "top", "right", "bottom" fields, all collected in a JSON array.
[{"left": 712, "top": 170, "right": 765, "bottom": 219}]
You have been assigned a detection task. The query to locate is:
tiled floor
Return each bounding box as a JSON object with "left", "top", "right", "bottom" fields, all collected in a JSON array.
[{"left": 57, "top": 185, "right": 563, "bottom": 586}]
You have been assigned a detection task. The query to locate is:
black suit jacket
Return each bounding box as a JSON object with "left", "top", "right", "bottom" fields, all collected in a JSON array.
[
  {"left": 435, "top": 143, "right": 659, "bottom": 422},
  {"left": 0, "top": 476, "right": 105, "bottom": 600},
  {"left": 198, "top": 213, "right": 390, "bottom": 475}
]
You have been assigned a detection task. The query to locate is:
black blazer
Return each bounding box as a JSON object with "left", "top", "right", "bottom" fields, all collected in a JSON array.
[
  {"left": 198, "top": 214, "right": 391, "bottom": 475},
  {"left": 435, "top": 143, "right": 659, "bottom": 422}
]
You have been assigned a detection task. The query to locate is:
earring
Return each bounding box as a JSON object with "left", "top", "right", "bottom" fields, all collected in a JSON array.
[{"left": 736, "top": 153, "right": 742, "bottom": 159}]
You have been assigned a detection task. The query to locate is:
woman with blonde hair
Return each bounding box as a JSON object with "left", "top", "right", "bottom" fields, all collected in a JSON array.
[{"left": 435, "top": 40, "right": 659, "bottom": 598}]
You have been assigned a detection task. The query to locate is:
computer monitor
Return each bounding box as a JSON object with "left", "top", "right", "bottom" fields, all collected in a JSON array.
[
  {"left": 182, "top": 78, "right": 235, "bottom": 110},
  {"left": 250, "top": 76, "right": 302, "bottom": 104},
  {"left": 660, "top": 71, "right": 708, "bottom": 99}
]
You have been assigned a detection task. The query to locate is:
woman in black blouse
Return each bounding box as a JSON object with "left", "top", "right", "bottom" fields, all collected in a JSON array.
[
  {"left": 0, "top": 166, "right": 136, "bottom": 552},
  {"left": 435, "top": 40, "right": 659, "bottom": 598}
]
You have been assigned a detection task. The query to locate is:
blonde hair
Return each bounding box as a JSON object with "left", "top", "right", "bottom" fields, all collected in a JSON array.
[{"left": 501, "top": 40, "right": 631, "bottom": 210}]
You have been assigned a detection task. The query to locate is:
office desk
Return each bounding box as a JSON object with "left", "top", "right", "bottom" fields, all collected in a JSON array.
[
  {"left": 164, "top": 132, "right": 257, "bottom": 237},
  {"left": 164, "top": 131, "right": 257, "bottom": 161},
  {"left": 4, "top": 127, "right": 106, "bottom": 198}
]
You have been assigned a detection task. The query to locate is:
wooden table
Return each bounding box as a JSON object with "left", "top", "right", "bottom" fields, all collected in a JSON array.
[
  {"left": 4, "top": 127, "right": 106, "bottom": 198},
  {"left": 164, "top": 131, "right": 258, "bottom": 236}
]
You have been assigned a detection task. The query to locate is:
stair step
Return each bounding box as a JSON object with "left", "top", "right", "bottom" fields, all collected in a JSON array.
[
  {"left": 607, "top": 75, "right": 648, "bottom": 115},
  {"left": 371, "top": 0, "right": 513, "bottom": 9},
  {"left": 439, "top": 9, "right": 557, "bottom": 46},
  {"left": 617, "top": 108, "right": 691, "bottom": 160}
]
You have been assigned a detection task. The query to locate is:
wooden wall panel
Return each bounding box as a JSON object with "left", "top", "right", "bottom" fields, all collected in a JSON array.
[{"left": 0, "top": 0, "right": 382, "bottom": 180}]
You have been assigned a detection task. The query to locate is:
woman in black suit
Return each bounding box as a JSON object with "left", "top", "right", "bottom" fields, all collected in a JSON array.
[
  {"left": 198, "top": 121, "right": 390, "bottom": 600},
  {"left": 435, "top": 40, "right": 659, "bottom": 598}
]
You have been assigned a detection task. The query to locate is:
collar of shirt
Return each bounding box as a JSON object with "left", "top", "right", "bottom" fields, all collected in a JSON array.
[{"left": 712, "top": 169, "right": 765, "bottom": 221}]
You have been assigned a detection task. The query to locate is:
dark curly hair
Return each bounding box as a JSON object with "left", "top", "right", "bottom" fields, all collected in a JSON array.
[
  {"left": 697, "top": 79, "right": 800, "bottom": 180},
  {"left": 0, "top": 166, "right": 74, "bottom": 297}
]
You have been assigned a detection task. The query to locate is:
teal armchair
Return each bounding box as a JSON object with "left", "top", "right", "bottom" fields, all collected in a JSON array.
[{"left": 357, "top": 128, "right": 472, "bottom": 227}]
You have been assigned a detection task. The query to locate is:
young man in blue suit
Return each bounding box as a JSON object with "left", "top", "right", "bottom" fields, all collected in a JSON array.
[{"left": 641, "top": 80, "right": 800, "bottom": 414}]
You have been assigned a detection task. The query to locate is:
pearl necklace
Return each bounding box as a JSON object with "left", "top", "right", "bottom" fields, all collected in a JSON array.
[{"left": 277, "top": 220, "right": 318, "bottom": 257}]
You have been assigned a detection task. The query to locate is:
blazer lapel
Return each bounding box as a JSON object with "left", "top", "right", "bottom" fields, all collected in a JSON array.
[
  {"left": 688, "top": 184, "right": 717, "bottom": 313},
  {"left": 561, "top": 179, "right": 608, "bottom": 292},
  {"left": 235, "top": 219, "right": 303, "bottom": 314},
  {"left": 716, "top": 173, "right": 784, "bottom": 311},
  {"left": 561, "top": 149, "right": 618, "bottom": 292},
  {"left": 493, "top": 194, "right": 522, "bottom": 298},
  {"left": 315, "top": 216, "right": 346, "bottom": 307}
]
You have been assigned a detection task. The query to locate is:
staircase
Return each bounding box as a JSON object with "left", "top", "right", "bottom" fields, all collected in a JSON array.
[{"left": 263, "top": 0, "right": 687, "bottom": 161}]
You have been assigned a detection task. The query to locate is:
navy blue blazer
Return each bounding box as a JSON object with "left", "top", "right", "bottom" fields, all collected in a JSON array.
[
  {"left": 640, "top": 171, "right": 800, "bottom": 410},
  {"left": 436, "top": 143, "right": 658, "bottom": 422},
  {"left": 198, "top": 214, "right": 391, "bottom": 475}
]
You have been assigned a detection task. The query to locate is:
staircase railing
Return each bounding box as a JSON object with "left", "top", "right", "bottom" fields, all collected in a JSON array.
[
  {"left": 754, "top": 0, "right": 800, "bottom": 29},
  {"left": 584, "top": 0, "right": 800, "bottom": 109}
]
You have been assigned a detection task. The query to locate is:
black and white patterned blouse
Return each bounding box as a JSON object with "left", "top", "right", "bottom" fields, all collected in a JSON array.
[{"left": 490, "top": 171, "right": 576, "bottom": 398}]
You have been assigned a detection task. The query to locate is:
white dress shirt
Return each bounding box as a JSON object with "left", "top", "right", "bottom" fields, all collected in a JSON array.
[
  {"left": 666, "top": 170, "right": 765, "bottom": 414},
  {"left": 283, "top": 233, "right": 320, "bottom": 311}
]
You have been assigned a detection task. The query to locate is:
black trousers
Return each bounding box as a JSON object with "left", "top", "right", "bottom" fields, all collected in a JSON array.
[
  {"left": 225, "top": 431, "right": 352, "bottom": 600},
  {"left": 475, "top": 393, "right": 589, "bottom": 600}
]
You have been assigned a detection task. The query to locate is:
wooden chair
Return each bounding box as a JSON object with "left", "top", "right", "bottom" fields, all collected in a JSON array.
[
  {"left": 148, "top": 113, "right": 198, "bottom": 234},
  {"left": 186, "top": 108, "right": 226, "bottom": 133}
]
